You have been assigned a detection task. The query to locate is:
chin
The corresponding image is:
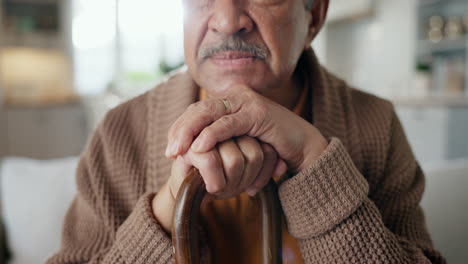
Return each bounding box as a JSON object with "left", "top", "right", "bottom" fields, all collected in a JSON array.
[
  {"left": 199, "top": 67, "right": 272, "bottom": 91},
  {"left": 201, "top": 76, "right": 270, "bottom": 96}
]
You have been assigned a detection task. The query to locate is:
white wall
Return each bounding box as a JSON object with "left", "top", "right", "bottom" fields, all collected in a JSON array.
[{"left": 323, "top": 0, "right": 417, "bottom": 98}]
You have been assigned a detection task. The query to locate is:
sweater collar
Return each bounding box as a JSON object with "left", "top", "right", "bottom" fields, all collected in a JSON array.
[{"left": 147, "top": 48, "right": 363, "bottom": 190}]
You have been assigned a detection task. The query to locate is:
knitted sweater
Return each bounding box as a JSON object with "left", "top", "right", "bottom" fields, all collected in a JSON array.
[{"left": 47, "top": 50, "right": 445, "bottom": 263}]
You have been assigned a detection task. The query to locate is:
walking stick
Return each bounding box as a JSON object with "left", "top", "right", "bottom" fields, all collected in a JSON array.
[{"left": 172, "top": 168, "right": 283, "bottom": 264}]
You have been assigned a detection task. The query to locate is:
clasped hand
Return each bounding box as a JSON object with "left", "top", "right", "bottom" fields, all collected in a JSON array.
[{"left": 165, "top": 85, "right": 328, "bottom": 199}]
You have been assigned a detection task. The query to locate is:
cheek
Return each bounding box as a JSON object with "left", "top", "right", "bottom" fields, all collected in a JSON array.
[
  {"left": 257, "top": 6, "right": 309, "bottom": 77},
  {"left": 183, "top": 15, "right": 207, "bottom": 70},
  {"left": 183, "top": 27, "right": 196, "bottom": 67}
]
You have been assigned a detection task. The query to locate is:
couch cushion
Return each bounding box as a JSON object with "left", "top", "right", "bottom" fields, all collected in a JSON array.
[{"left": 1, "top": 156, "right": 78, "bottom": 264}]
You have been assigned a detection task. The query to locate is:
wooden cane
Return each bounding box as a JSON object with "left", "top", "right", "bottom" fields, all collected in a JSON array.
[{"left": 172, "top": 168, "right": 283, "bottom": 264}]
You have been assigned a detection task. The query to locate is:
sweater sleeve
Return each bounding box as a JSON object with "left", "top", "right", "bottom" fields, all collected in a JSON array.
[
  {"left": 278, "top": 110, "right": 446, "bottom": 263},
  {"left": 46, "top": 129, "right": 175, "bottom": 264},
  {"left": 47, "top": 93, "right": 213, "bottom": 264}
]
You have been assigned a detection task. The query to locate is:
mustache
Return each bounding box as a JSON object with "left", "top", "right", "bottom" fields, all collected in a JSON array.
[{"left": 199, "top": 37, "right": 269, "bottom": 60}]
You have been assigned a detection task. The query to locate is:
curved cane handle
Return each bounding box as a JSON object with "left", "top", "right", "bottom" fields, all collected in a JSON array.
[{"left": 172, "top": 168, "right": 283, "bottom": 264}]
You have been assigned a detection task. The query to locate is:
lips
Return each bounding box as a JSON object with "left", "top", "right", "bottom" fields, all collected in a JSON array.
[
  {"left": 210, "top": 51, "right": 257, "bottom": 60},
  {"left": 209, "top": 51, "right": 258, "bottom": 67}
]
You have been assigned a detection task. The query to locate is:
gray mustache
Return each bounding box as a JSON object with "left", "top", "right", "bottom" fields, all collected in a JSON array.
[{"left": 199, "top": 37, "right": 269, "bottom": 60}]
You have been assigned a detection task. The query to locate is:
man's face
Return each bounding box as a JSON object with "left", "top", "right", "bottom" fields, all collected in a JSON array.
[{"left": 183, "top": 0, "right": 314, "bottom": 96}]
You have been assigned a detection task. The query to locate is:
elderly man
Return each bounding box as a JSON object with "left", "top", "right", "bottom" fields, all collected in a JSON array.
[{"left": 48, "top": 0, "right": 445, "bottom": 263}]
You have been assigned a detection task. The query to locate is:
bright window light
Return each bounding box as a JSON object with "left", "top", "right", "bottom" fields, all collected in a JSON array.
[
  {"left": 118, "top": 0, "right": 184, "bottom": 74},
  {"left": 118, "top": 0, "right": 183, "bottom": 39},
  {"left": 72, "top": 0, "right": 185, "bottom": 95},
  {"left": 72, "top": 0, "right": 116, "bottom": 50}
]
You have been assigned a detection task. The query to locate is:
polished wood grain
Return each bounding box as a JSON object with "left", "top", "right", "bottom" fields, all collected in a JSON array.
[{"left": 172, "top": 168, "right": 283, "bottom": 264}]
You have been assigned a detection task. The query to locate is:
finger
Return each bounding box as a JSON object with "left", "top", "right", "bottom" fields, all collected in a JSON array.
[
  {"left": 246, "top": 144, "right": 286, "bottom": 197},
  {"left": 166, "top": 100, "right": 225, "bottom": 158},
  {"left": 235, "top": 136, "right": 264, "bottom": 192},
  {"left": 182, "top": 148, "right": 226, "bottom": 194},
  {"left": 217, "top": 139, "right": 244, "bottom": 197},
  {"left": 168, "top": 155, "right": 193, "bottom": 199},
  {"left": 191, "top": 113, "right": 253, "bottom": 153},
  {"left": 166, "top": 98, "right": 240, "bottom": 158},
  {"left": 273, "top": 159, "right": 288, "bottom": 179},
  {"left": 245, "top": 143, "right": 277, "bottom": 196}
]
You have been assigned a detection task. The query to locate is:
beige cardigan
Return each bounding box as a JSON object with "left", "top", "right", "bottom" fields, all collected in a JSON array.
[{"left": 47, "top": 49, "right": 445, "bottom": 263}]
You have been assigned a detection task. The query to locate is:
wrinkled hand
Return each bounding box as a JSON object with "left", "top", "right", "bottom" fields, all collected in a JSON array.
[
  {"left": 166, "top": 85, "right": 328, "bottom": 183},
  {"left": 167, "top": 136, "right": 287, "bottom": 198}
]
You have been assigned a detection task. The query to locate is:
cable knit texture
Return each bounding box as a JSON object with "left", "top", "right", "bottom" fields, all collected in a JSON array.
[{"left": 47, "top": 49, "right": 445, "bottom": 263}]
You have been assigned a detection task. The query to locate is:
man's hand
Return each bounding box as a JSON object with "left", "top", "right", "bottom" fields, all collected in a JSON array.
[
  {"left": 168, "top": 136, "right": 287, "bottom": 198},
  {"left": 165, "top": 85, "right": 328, "bottom": 176},
  {"left": 152, "top": 135, "right": 286, "bottom": 234}
]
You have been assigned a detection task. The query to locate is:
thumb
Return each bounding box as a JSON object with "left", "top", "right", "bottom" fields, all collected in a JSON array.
[{"left": 168, "top": 155, "right": 192, "bottom": 199}]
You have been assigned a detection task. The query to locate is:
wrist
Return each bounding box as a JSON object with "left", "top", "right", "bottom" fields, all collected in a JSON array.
[
  {"left": 297, "top": 133, "right": 328, "bottom": 173},
  {"left": 151, "top": 182, "right": 176, "bottom": 234}
]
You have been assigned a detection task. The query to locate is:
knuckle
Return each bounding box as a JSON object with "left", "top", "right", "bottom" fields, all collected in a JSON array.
[
  {"left": 202, "top": 127, "right": 216, "bottom": 140},
  {"left": 218, "top": 115, "right": 234, "bottom": 128},
  {"left": 226, "top": 155, "right": 244, "bottom": 174},
  {"left": 199, "top": 100, "right": 215, "bottom": 113},
  {"left": 202, "top": 152, "right": 218, "bottom": 169},
  {"left": 189, "top": 102, "right": 213, "bottom": 123},
  {"left": 237, "top": 137, "right": 264, "bottom": 166},
  {"left": 189, "top": 101, "right": 211, "bottom": 113},
  {"left": 248, "top": 151, "right": 264, "bottom": 167},
  {"left": 187, "top": 102, "right": 200, "bottom": 111},
  {"left": 251, "top": 148, "right": 264, "bottom": 166}
]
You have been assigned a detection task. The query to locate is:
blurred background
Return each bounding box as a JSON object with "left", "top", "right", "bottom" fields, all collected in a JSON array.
[{"left": 0, "top": 0, "right": 467, "bottom": 263}]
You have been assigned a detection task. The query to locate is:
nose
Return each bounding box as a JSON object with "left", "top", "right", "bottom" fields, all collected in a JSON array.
[{"left": 208, "top": 0, "right": 254, "bottom": 35}]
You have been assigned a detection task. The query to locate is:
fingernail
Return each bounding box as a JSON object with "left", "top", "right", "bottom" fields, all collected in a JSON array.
[
  {"left": 165, "top": 145, "right": 171, "bottom": 157},
  {"left": 169, "top": 142, "right": 179, "bottom": 156}
]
